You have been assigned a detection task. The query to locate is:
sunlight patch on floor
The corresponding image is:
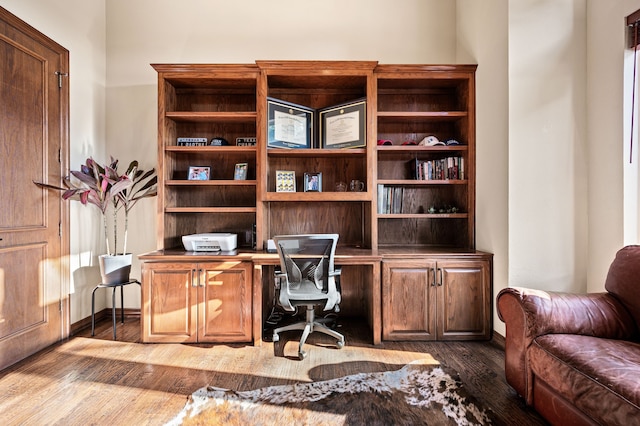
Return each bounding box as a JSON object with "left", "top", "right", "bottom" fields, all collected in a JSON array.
[{"left": 57, "top": 337, "right": 441, "bottom": 385}]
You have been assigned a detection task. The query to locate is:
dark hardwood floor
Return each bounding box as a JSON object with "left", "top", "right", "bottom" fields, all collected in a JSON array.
[{"left": 0, "top": 316, "right": 547, "bottom": 425}]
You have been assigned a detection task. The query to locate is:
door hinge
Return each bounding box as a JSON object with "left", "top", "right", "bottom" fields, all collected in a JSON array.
[
  {"left": 59, "top": 222, "right": 62, "bottom": 237},
  {"left": 59, "top": 299, "right": 63, "bottom": 312},
  {"left": 55, "top": 71, "right": 68, "bottom": 88},
  {"left": 58, "top": 148, "right": 62, "bottom": 163}
]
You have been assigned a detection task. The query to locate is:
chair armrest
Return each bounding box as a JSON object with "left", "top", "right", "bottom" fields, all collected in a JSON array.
[{"left": 496, "top": 286, "right": 637, "bottom": 402}]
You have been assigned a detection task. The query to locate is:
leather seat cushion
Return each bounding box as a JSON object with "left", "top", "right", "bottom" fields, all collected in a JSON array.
[{"left": 529, "top": 334, "right": 640, "bottom": 425}]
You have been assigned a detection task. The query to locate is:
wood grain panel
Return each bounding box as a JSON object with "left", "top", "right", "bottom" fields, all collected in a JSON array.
[
  {"left": 142, "top": 263, "right": 196, "bottom": 342},
  {"left": 267, "top": 202, "right": 365, "bottom": 247},
  {"left": 200, "top": 262, "right": 252, "bottom": 341},
  {"left": 0, "top": 243, "right": 46, "bottom": 338},
  {"left": 438, "top": 259, "right": 491, "bottom": 340},
  {"left": 382, "top": 260, "right": 436, "bottom": 341},
  {"left": 0, "top": 36, "right": 44, "bottom": 229}
]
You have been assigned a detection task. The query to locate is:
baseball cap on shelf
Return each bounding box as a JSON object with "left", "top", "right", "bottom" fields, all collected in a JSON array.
[
  {"left": 402, "top": 140, "right": 417, "bottom": 145},
  {"left": 377, "top": 139, "right": 393, "bottom": 145},
  {"left": 445, "top": 139, "right": 460, "bottom": 145},
  {"left": 210, "top": 137, "right": 229, "bottom": 146},
  {"left": 419, "top": 135, "right": 444, "bottom": 146}
]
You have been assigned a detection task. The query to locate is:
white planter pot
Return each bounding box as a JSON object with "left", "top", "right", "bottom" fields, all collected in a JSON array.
[{"left": 99, "top": 253, "right": 132, "bottom": 284}]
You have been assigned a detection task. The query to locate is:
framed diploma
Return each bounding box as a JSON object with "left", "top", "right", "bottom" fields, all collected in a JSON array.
[
  {"left": 267, "top": 97, "right": 314, "bottom": 149},
  {"left": 319, "top": 98, "right": 366, "bottom": 149}
]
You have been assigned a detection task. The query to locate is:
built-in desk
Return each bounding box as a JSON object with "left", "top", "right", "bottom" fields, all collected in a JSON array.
[
  {"left": 139, "top": 248, "right": 382, "bottom": 345},
  {"left": 139, "top": 248, "right": 492, "bottom": 345},
  {"left": 251, "top": 248, "right": 382, "bottom": 345}
]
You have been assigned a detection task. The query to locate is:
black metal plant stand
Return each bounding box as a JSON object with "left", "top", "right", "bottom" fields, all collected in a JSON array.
[{"left": 91, "top": 279, "right": 141, "bottom": 340}]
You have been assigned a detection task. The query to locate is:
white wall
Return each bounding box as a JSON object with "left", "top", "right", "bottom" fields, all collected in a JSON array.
[
  {"left": 0, "top": 0, "right": 107, "bottom": 323},
  {"left": 587, "top": 0, "right": 639, "bottom": 292},
  {"left": 456, "top": 0, "right": 509, "bottom": 336},
  {"left": 508, "top": 0, "right": 589, "bottom": 294}
]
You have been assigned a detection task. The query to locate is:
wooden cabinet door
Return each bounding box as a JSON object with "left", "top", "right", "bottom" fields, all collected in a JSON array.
[
  {"left": 141, "top": 262, "right": 198, "bottom": 343},
  {"left": 437, "top": 259, "right": 492, "bottom": 340},
  {"left": 382, "top": 260, "right": 437, "bottom": 341},
  {"left": 198, "top": 261, "right": 252, "bottom": 342}
]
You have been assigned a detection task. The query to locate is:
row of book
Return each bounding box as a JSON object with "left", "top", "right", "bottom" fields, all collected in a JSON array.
[
  {"left": 377, "top": 185, "right": 404, "bottom": 214},
  {"left": 409, "top": 157, "right": 465, "bottom": 181}
]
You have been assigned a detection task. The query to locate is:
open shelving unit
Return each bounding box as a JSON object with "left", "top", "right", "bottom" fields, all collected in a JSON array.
[
  {"left": 375, "top": 65, "right": 476, "bottom": 250},
  {"left": 152, "top": 62, "right": 477, "bottom": 253},
  {"left": 153, "top": 64, "right": 260, "bottom": 250}
]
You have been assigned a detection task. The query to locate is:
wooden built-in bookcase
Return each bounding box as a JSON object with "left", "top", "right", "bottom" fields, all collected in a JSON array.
[{"left": 142, "top": 61, "right": 492, "bottom": 344}]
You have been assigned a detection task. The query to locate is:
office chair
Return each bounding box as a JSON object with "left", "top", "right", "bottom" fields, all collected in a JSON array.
[{"left": 271, "top": 234, "right": 345, "bottom": 359}]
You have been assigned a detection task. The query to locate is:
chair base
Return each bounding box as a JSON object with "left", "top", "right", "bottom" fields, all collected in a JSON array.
[{"left": 272, "top": 305, "right": 345, "bottom": 360}]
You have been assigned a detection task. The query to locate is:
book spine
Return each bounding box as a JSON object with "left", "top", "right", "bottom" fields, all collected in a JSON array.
[{"left": 377, "top": 184, "right": 385, "bottom": 214}]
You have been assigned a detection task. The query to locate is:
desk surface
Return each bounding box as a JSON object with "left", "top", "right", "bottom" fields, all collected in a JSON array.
[
  {"left": 139, "top": 246, "right": 491, "bottom": 264},
  {"left": 139, "top": 247, "right": 383, "bottom": 264}
]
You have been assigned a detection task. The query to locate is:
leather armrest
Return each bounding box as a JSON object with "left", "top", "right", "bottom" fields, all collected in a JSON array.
[{"left": 496, "top": 286, "right": 636, "bottom": 403}]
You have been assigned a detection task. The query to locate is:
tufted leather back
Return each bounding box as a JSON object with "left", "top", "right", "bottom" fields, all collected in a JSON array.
[{"left": 605, "top": 245, "right": 640, "bottom": 330}]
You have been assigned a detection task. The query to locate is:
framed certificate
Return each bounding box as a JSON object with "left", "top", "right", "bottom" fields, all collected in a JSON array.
[
  {"left": 319, "top": 98, "right": 366, "bottom": 149},
  {"left": 267, "top": 97, "right": 314, "bottom": 149}
]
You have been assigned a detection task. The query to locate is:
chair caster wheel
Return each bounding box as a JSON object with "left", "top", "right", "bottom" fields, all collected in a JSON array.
[
  {"left": 272, "top": 333, "right": 279, "bottom": 342},
  {"left": 336, "top": 341, "right": 344, "bottom": 349},
  {"left": 298, "top": 351, "right": 307, "bottom": 360}
]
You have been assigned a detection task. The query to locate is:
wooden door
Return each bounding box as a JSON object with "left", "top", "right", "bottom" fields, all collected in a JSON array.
[
  {"left": 381, "top": 260, "right": 437, "bottom": 341},
  {"left": 199, "top": 261, "right": 252, "bottom": 342},
  {"left": 0, "top": 7, "right": 69, "bottom": 369},
  {"left": 141, "top": 262, "right": 198, "bottom": 343},
  {"left": 437, "top": 259, "right": 492, "bottom": 340}
]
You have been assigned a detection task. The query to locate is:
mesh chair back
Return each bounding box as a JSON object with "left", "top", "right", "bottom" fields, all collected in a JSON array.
[{"left": 274, "top": 234, "right": 340, "bottom": 310}]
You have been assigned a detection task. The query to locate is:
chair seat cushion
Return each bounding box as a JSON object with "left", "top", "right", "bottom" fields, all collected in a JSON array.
[
  {"left": 289, "top": 280, "right": 330, "bottom": 300},
  {"left": 529, "top": 334, "right": 640, "bottom": 425}
]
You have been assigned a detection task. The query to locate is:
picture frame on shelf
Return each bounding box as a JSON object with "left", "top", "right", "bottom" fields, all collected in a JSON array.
[
  {"left": 234, "top": 163, "right": 248, "bottom": 180},
  {"left": 303, "top": 172, "right": 322, "bottom": 192},
  {"left": 267, "top": 97, "right": 314, "bottom": 149},
  {"left": 188, "top": 166, "right": 210, "bottom": 181},
  {"left": 319, "top": 98, "right": 366, "bottom": 149},
  {"left": 275, "top": 170, "right": 296, "bottom": 192}
]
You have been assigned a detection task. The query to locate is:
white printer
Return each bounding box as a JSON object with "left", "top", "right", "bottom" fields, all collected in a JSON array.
[{"left": 182, "top": 233, "right": 237, "bottom": 252}]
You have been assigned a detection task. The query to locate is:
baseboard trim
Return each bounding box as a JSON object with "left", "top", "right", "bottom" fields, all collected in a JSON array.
[
  {"left": 491, "top": 331, "right": 505, "bottom": 350},
  {"left": 71, "top": 309, "right": 141, "bottom": 336}
]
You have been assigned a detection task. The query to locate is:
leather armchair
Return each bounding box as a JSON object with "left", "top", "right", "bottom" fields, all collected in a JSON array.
[{"left": 497, "top": 245, "right": 640, "bottom": 425}]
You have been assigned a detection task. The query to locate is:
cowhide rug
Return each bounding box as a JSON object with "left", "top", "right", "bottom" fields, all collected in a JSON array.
[{"left": 167, "top": 360, "right": 494, "bottom": 425}]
